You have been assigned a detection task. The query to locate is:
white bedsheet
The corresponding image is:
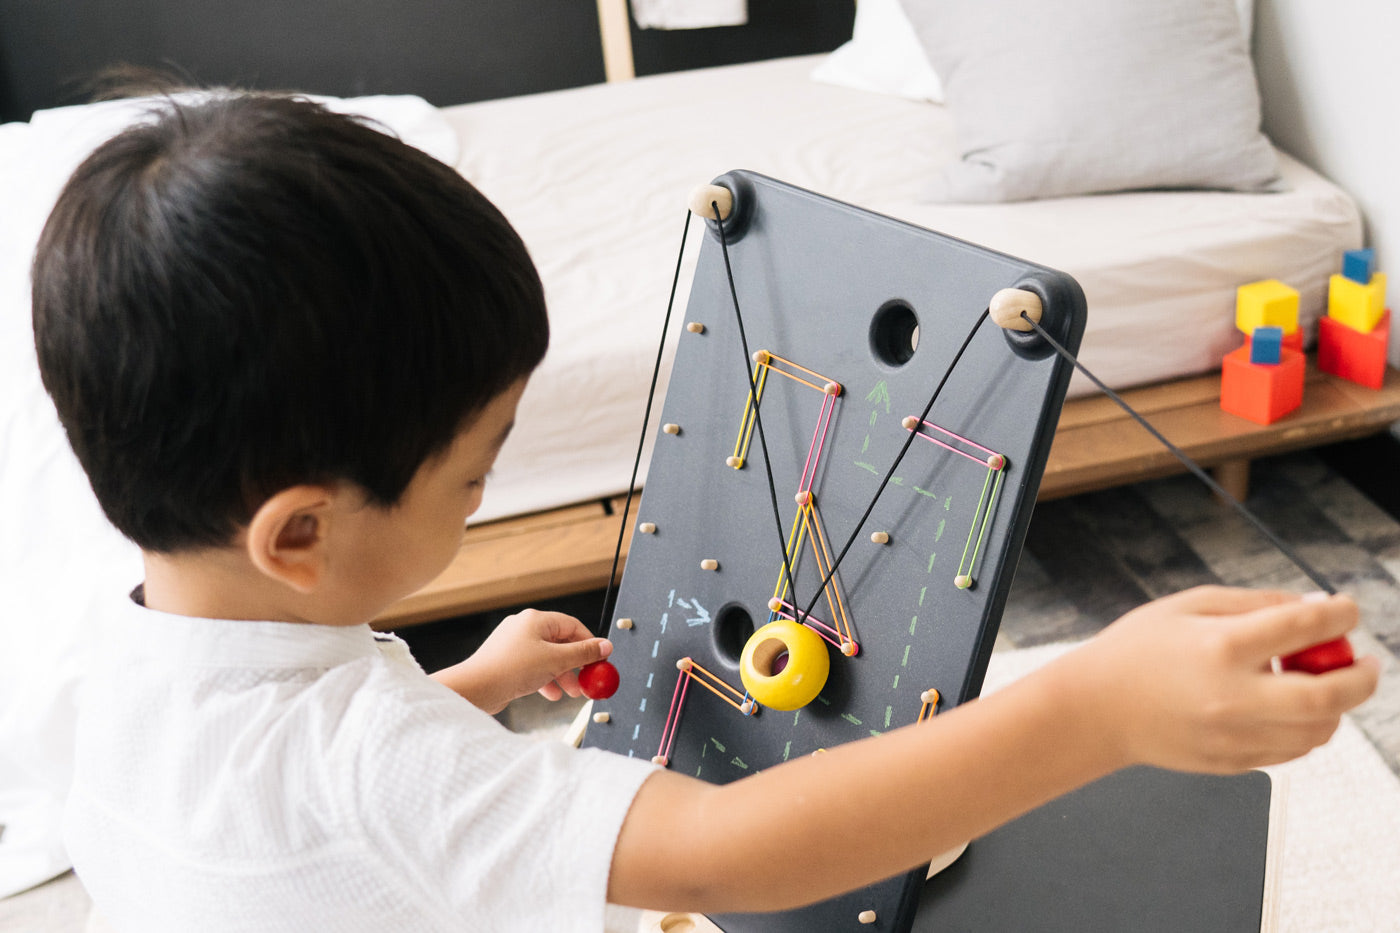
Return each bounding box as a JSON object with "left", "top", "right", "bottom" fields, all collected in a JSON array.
[{"left": 444, "top": 55, "right": 1362, "bottom": 524}]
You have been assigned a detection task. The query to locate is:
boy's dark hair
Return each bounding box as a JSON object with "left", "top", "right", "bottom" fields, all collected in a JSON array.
[{"left": 32, "top": 94, "right": 548, "bottom": 552}]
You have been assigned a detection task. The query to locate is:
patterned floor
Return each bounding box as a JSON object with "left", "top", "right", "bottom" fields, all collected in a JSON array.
[{"left": 398, "top": 450, "right": 1400, "bottom": 777}]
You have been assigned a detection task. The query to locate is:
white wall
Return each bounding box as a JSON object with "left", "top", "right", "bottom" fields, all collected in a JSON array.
[{"left": 1253, "top": 0, "right": 1400, "bottom": 370}]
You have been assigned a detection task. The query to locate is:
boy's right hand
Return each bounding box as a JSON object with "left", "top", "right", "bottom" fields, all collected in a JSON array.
[
  {"left": 1064, "top": 586, "right": 1379, "bottom": 775},
  {"left": 431, "top": 609, "right": 613, "bottom": 714}
]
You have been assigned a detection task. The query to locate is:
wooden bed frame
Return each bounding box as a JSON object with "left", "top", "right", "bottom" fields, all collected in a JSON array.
[{"left": 377, "top": 361, "right": 1400, "bottom": 627}]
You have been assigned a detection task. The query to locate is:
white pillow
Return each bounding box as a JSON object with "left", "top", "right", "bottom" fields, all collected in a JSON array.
[
  {"left": 810, "top": 0, "right": 1254, "bottom": 106},
  {"left": 906, "top": 0, "right": 1279, "bottom": 203},
  {"left": 810, "top": 0, "right": 943, "bottom": 103}
]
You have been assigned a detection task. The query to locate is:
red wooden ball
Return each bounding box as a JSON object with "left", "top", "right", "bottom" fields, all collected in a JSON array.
[
  {"left": 578, "top": 659, "right": 620, "bottom": 700},
  {"left": 1280, "top": 636, "right": 1355, "bottom": 675}
]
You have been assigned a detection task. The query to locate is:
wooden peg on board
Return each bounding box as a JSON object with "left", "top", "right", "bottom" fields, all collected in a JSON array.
[
  {"left": 688, "top": 184, "right": 734, "bottom": 221},
  {"left": 990, "top": 288, "right": 1043, "bottom": 332}
]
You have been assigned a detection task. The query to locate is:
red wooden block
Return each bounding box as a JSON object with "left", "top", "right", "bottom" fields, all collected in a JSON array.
[
  {"left": 1220, "top": 346, "right": 1304, "bottom": 425},
  {"left": 1318, "top": 310, "right": 1390, "bottom": 390}
]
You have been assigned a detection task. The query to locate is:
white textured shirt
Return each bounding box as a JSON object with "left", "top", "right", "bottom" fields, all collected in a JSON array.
[{"left": 63, "top": 594, "right": 656, "bottom": 932}]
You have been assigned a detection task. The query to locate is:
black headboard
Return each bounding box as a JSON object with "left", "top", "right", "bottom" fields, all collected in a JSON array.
[{"left": 0, "top": 0, "right": 853, "bottom": 123}]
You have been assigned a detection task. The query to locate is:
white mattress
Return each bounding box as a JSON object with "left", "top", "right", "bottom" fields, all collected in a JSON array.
[{"left": 445, "top": 55, "right": 1362, "bottom": 523}]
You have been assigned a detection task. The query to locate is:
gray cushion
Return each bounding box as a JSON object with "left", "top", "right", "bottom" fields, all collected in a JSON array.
[{"left": 903, "top": 0, "right": 1282, "bottom": 203}]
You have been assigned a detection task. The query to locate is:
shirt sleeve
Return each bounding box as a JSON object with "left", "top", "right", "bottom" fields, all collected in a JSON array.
[{"left": 348, "top": 667, "right": 658, "bottom": 933}]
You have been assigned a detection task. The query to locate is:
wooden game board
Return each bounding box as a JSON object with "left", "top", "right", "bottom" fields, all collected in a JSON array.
[{"left": 574, "top": 171, "right": 1084, "bottom": 932}]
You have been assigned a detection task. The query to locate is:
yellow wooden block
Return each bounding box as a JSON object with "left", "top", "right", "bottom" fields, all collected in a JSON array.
[
  {"left": 1328, "top": 271, "right": 1387, "bottom": 333},
  {"left": 1236, "top": 279, "right": 1299, "bottom": 335}
]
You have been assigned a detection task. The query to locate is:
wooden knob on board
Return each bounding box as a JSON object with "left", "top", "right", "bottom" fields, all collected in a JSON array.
[
  {"left": 688, "top": 184, "right": 734, "bottom": 221},
  {"left": 989, "top": 288, "right": 1043, "bottom": 332}
]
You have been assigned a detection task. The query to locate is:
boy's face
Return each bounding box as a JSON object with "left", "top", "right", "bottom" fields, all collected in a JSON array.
[{"left": 325, "top": 378, "right": 527, "bottom": 622}]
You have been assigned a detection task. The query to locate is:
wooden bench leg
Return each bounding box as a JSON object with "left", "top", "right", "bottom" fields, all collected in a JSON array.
[{"left": 1212, "top": 458, "right": 1251, "bottom": 502}]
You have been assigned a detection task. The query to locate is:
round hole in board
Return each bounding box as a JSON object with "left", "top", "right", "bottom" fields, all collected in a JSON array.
[
  {"left": 712, "top": 603, "right": 755, "bottom": 667},
  {"left": 749, "top": 637, "right": 791, "bottom": 678},
  {"left": 870, "top": 299, "right": 920, "bottom": 367}
]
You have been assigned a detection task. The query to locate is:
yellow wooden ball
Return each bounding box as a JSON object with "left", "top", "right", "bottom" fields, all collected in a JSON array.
[{"left": 739, "top": 619, "right": 830, "bottom": 711}]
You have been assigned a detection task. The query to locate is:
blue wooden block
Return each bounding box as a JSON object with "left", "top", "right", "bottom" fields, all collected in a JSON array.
[
  {"left": 1343, "top": 248, "right": 1376, "bottom": 285},
  {"left": 1250, "top": 326, "right": 1283, "bottom": 365}
]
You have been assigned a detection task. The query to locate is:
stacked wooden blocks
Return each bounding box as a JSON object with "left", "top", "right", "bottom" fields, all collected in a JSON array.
[
  {"left": 1318, "top": 248, "right": 1390, "bottom": 389},
  {"left": 1221, "top": 279, "right": 1305, "bottom": 424}
]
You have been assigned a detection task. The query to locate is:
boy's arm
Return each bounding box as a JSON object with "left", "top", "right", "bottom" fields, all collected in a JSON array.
[
  {"left": 607, "top": 587, "right": 1379, "bottom": 914},
  {"left": 430, "top": 609, "right": 611, "bottom": 714}
]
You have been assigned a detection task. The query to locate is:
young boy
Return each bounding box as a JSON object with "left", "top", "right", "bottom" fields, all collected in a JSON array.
[{"left": 32, "top": 93, "right": 1377, "bottom": 931}]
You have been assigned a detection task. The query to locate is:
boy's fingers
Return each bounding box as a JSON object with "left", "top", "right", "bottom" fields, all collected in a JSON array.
[
  {"left": 553, "top": 670, "right": 583, "bottom": 698},
  {"left": 1162, "top": 585, "right": 1296, "bottom": 616},
  {"left": 1269, "top": 655, "right": 1380, "bottom": 720},
  {"left": 554, "top": 636, "right": 612, "bottom": 671},
  {"left": 1230, "top": 594, "right": 1359, "bottom": 663},
  {"left": 539, "top": 611, "right": 594, "bottom": 643}
]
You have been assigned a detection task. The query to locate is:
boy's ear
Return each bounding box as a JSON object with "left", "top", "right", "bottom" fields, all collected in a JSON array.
[{"left": 245, "top": 486, "right": 335, "bottom": 594}]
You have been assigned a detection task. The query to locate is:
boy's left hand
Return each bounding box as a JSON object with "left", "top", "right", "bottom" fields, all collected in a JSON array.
[{"left": 430, "top": 609, "right": 612, "bottom": 714}]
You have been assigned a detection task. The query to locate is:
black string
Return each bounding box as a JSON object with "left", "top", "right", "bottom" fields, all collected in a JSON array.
[
  {"left": 798, "top": 308, "right": 992, "bottom": 626},
  {"left": 713, "top": 201, "right": 804, "bottom": 622},
  {"left": 1020, "top": 311, "right": 1336, "bottom": 595},
  {"left": 596, "top": 210, "right": 693, "bottom": 636}
]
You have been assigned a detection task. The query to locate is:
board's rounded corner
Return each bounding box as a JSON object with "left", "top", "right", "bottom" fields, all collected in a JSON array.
[
  {"left": 701, "top": 171, "right": 758, "bottom": 245},
  {"left": 998, "top": 272, "right": 1087, "bottom": 361}
]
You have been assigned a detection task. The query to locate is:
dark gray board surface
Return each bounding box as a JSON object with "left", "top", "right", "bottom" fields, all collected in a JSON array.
[
  {"left": 915, "top": 767, "right": 1272, "bottom": 933},
  {"left": 582, "top": 172, "right": 1086, "bottom": 932}
]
